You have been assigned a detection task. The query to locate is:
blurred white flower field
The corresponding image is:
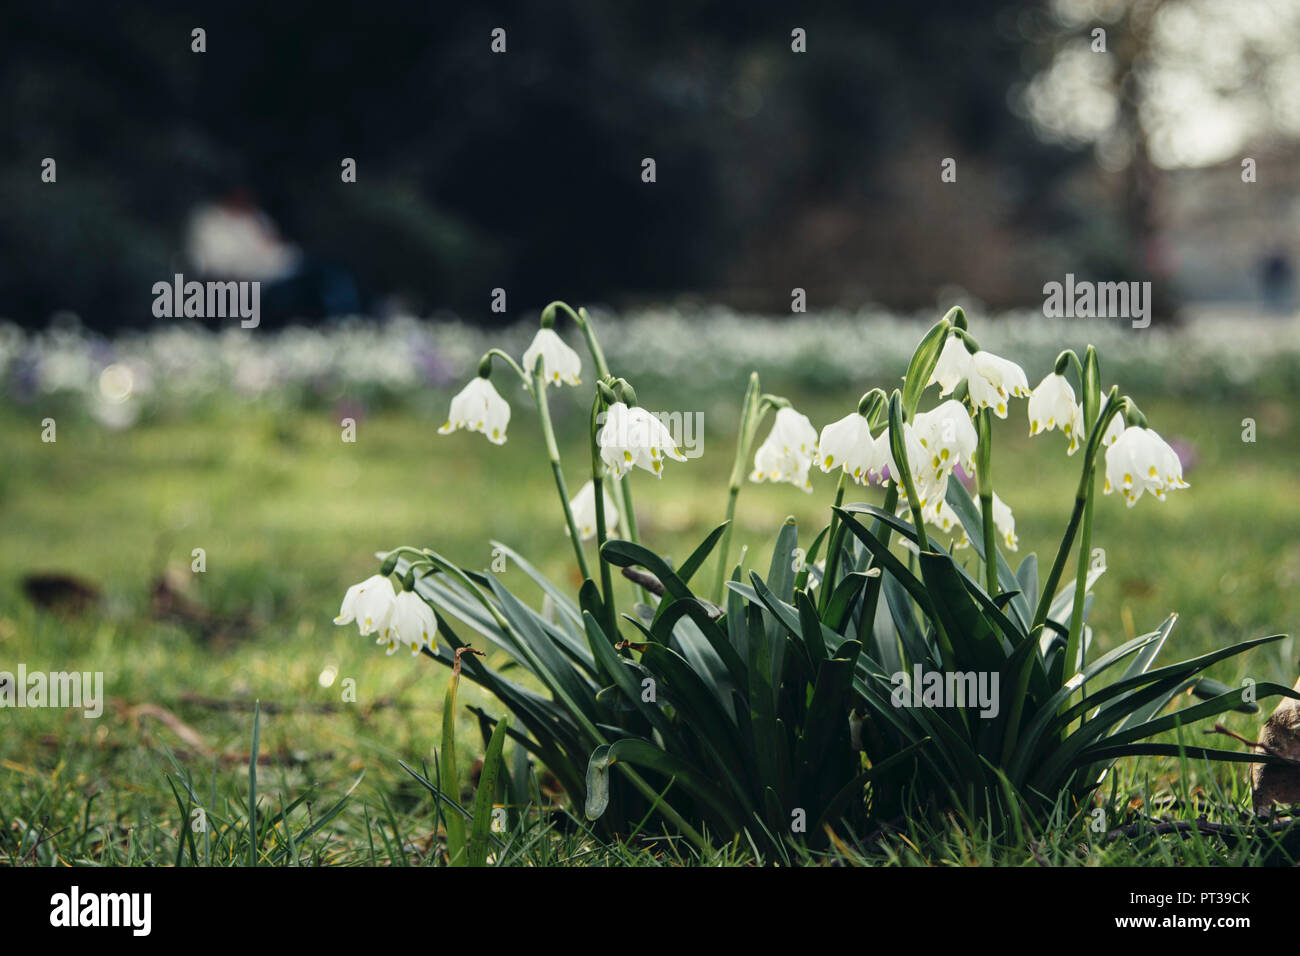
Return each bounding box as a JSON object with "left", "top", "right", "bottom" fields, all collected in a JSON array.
[{"left": 4, "top": 308, "right": 1299, "bottom": 430}]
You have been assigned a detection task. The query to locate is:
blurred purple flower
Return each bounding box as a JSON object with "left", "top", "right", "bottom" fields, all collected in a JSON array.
[
  {"left": 8, "top": 353, "right": 39, "bottom": 402},
  {"left": 335, "top": 397, "right": 367, "bottom": 425},
  {"left": 1165, "top": 436, "right": 1198, "bottom": 474},
  {"left": 413, "top": 345, "right": 456, "bottom": 387}
]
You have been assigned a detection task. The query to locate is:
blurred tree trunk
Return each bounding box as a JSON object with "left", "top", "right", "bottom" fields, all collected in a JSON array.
[{"left": 1113, "top": 0, "right": 1178, "bottom": 320}]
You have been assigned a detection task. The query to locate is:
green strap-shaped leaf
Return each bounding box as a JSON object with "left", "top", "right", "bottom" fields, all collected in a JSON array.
[
  {"left": 468, "top": 715, "right": 511, "bottom": 866},
  {"left": 678, "top": 521, "right": 732, "bottom": 586},
  {"left": 651, "top": 598, "right": 748, "bottom": 698},
  {"left": 747, "top": 603, "right": 789, "bottom": 809},
  {"left": 824, "top": 571, "right": 871, "bottom": 635},
  {"left": 441, "top": 677, "right": 467, "bottom": 866},
  {"left": 766, "top": 517, "right": 800, "bottom": 604},
  {"left": 489, "top": 540, "right": 583, "bottom": 629}
]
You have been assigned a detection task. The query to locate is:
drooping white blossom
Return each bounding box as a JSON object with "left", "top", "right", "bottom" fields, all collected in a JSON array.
[
  {"left": 334, "top": 574, "right": 397, "bottom": 638},
  {"left": 982, "top": 492, "right": 1019, "bottom": 551},
  {"left": 1097, "top": 393, "right": 1126, "bottom": 447},
  {"left": 750, "top": 406, "right": 818, "bottom": 492},
  {"left": 569, "top": 479, "right": 619, "bottom": 540},
  {"left": 438, "top": 376, "right": 511, "bottom": 444},
  {"left": 815, "top": 412, "right": 881, "bottom": 485},
  {"left": 523, "top": 328, "right": 582, "bottom": 387},
  {"left": 945, "top": 493, "right": 1018, "bottom": 551},
  {"left": 928, "top": 335, "right": 973, "bottom": 396},
  {"left": 1027, "top": 372, "right": 1083, "bottom": 454},
  {"left": 380, "top": 589, "right": 438, "bottom": 656},
  {"left": 1104, "top": 426, "right": 1189, "bottom": 506},
  {"left": 880, "top": 421, "right": 947, "bottom": 509},
  {"left": 913, "top": 400, "right": 978, "bottom": 483},
  {"left": 598, "top": 402, "right": 687, "bottom": 479},
  {"left": 966, "top": 351, "right": 1031, "bottom": 418}
]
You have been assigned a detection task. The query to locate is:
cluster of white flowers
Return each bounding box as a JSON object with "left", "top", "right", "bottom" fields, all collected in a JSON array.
[
  {"left": 335, "top": 312, "right": 1195, "bottom": 635},
  {"left": 742, "top": 326, "right": 1189, "bottom": 548},
  {"left": 334, "top": 574, "right": 437, "bottom": 656},
  {"left": 439, "top": 326, "right": 587, "bottom": 445},
  {"left": 439, "top": 327, "right": 690, "bottom": 482}
]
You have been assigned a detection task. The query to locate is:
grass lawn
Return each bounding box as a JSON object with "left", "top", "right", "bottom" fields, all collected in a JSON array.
[{"left": 1, "top": 371, "right": 1297, "bottom": 865}]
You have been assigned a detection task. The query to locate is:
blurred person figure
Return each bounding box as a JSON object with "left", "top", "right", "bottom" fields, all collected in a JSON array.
[
  {"left": 187, "top": 188, "right": 301, "bottom": 281},
  {"left": 185, "top": 189, "right": 361, "bottom": 323},
  {"left": 1260, "top": 247, "right": 1294, "bottom": 316}
]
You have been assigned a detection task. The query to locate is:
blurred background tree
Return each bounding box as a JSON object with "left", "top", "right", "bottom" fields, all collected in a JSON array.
[{"left": 1, "top": 0, "right": 1297, "bottom": 329}]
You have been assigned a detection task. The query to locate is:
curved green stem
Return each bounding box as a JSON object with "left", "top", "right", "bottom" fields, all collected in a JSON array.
[
  {"left": 533, "top": 362, "right": 591, "bottom": 582},
  {"left": 1063, "top": 345, "right": 1102, "bottom": 707},
  {"left": 482, "top": 348, "right": 532, "bottom": 389},
  {"left": 712, "top": 373, "right": 765, "bottom": 603},
  {"left": 1031, "top": 387, "right": 1126, "bottom": 634}
]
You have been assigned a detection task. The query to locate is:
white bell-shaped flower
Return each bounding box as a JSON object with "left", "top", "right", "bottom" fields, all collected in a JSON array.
[
  {"left": 967, "top": 351, "right": 1031, "bottom": 418},
  {"left": 598, "top": 402, "right": 687, "bottom": 479},
  {"left": 750, "top": 406, "right": 817, "bottom": 492},
  {"left": 816, "top": 412, "right": 880, "bottom": 485},
  {"left": 926, "top": 497, "right": 964, "bottom": 536},
  {"left": 1097, "top": 393, "right": 1125, "bottom": 447},
  {"left": 569, "top": 479, "right": 619, "bottom": 540},
  {"left": 979, "top": 492, "right": 1019, "bottom": 551},
  {"left": 380, "top": 589, "right": 438, "bottom": 656},
  {"left": 1104, "top": 426, "right": 1189, "bottom": 506},
  {"left": 334, "top": 574, "right": 397, "bottom": 638},
  {"left": 523, "top": 328, "right": 582, "bottom": 387},
  {"left": 913, "top": 400, "right": 978, "bottom": 483},
  {"left": 438, "top": 376, "right": 510, "bottom": 445},
  {"left": 928, "top": 335, "right": 973, "bottom": 396},
  {"left": 948, "top": 493, "right": 1018, "bottom": 551},
  {"left": 881, "top": 421, "right": 947, "bottom": 509},
  {"left": 1028, "top": 372, "right": 1083, "bottom": 454}
]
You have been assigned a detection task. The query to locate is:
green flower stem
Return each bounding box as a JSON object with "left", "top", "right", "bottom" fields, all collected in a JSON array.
[
  {"left": 618, "top": 478, "right": 641, "bottom": 546},
  {"left": 533, "top": 362, "right": 592, "bottom": 582},
  {"left": 1031, "top": 387, "right": 1124, "bottom": 634},
  {"left": 590, "top": 395, "right": 619, "bottom": 639},
  {"left": 1065, "top": 472, "right": 1096, "bottom": 681},
  {"left": 1002, "top": 387, "right": 1127, "bottom": 759},
  {"left": 818, "top": 472, "right": 850, "bottom": 613},
  {"left": 1064, "top": 346, "right": 1102, "bottom": 709},
  {"left": 712, "top": 373, "right": 764, "bottom": 603},
  {"left": 713, "top": 485, "right": 742, "bottom": 603},
  {"left": 567, "top": 303, "right": 641, "bottom": 547},
  {"left": 976, "top": 407, "right": 997, "bottom": 596},
  {"left": 482, "top": 348, "right": 531, "bottom": 389}
]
